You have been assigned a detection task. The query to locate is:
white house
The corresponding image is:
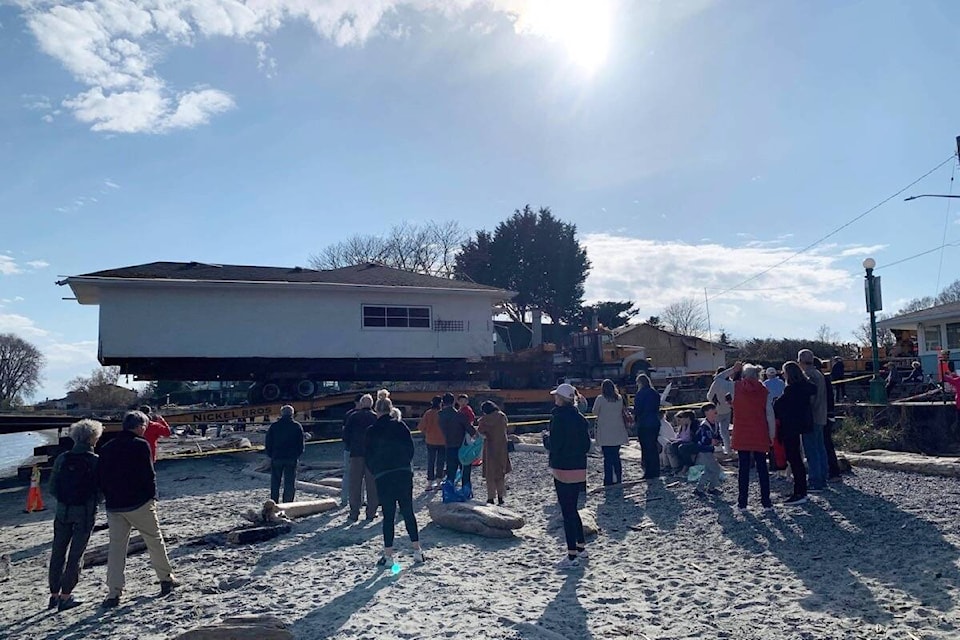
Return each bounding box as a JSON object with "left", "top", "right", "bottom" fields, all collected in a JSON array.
[
  {"left": 877, "top": 300, "right": 960, "bottom": 373},
  {"left": 59, "top": 261, "right": 514, "bottom": 392}
]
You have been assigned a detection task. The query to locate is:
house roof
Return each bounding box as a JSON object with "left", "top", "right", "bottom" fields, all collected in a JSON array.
[
  {"left": 64, "top": 261, "right": 510, "bottom": 294},
  {"left": 877, "top": 300, "right": 960, "bottom": 329},
  {"left": 613, "top": 323, "right": 723, "bottom": 348}
]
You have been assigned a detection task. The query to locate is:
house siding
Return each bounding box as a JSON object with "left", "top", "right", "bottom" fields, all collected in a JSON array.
[
  {"left": 615, "top": 325, "right": 725, "bottom": 372},
  {"left": 98, "top": 284, "right": 498, "bottom": 360}
]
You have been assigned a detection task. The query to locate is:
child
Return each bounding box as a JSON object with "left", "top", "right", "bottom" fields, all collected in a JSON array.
[
  {"left": 693, "top": 403, "right": 725, "bottom": 497},
  {"left": 658, "top": 411, "right": 680, "bottom": 473},
  {"left": 670, "top": 410, "right": 698, "bottom": 475}
]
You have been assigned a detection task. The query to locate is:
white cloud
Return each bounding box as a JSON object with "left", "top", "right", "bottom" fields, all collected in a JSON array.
[
  {"left": 26, "top": 260, "right": 50, "bottom": 269},
  {"left": 838, "top": 244, "right": 887, "bottom": 257},
  {"left": 41, "top": 114, "right": 54, "bottom": 123},
  {"left": 104, "top": 179, "right": 120, "bottom": 189},
  {"left": 20, "top": 0, "right": 597, "bottom": 133},
  {"left": 0, "top": 255, "right": 20, "bottom": 275},
  {"left": 582, "top": 234, "right": 867, "bottom": 336},
  {"left": 0, "top": 313, "right": 49, "bottom": 339}
]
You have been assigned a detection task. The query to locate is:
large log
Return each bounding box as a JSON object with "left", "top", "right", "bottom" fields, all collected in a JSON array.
[
  {"left": 175, "top": 615, "right": 293, "bottom": 640},
  {"left": 82, "top": 534, "right": 180, "bottom": 567},
  {"left": 275, "top": 498, "right": 338, "bottom": 519},
  {"left": 844, "top": 449, "right": 960, "bottom": 477},
  {"left": 427, "top": 502, "right": 524, "bottom": 538},
  {"left": 245, "top": 466, "right": 339, "bottom": 496}
]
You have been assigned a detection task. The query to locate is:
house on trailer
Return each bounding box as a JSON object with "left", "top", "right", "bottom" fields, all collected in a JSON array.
[
  {"left": 877, "top": 300, "right": 960, "bottom": 375},
  {"left": 58, "top": 261, "right": 514, "bottom": 401},
  {"left": 612, "top": 323, "right": 726, "bottom": 375}
]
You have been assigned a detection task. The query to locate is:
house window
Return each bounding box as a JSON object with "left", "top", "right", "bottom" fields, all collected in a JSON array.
[
  {"left": 362, "top": 305, "right": 431, "bottom": 329},
  {"left": 924, "top": 325, "right": 943, "bottom": 352},
  {"left": 947, "top": 323, "right": 960, "bottom": 350}
]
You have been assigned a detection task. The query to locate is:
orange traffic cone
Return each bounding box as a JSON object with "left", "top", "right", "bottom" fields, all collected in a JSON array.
[{"left": 24, "top": 465, "right": 45, "bottom": 513}]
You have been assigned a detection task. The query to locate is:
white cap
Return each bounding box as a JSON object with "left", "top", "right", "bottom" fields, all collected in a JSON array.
[
  {"left": 765, "top": 367, "right": 777, "bottom": 377},
  {"left": 550, "top": 383, "right": 577, "bottom": 401}
]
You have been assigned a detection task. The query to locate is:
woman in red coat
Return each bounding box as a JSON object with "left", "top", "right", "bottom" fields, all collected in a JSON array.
[{"left": 731, "top": 363, "right": 776, "bottom": 510}]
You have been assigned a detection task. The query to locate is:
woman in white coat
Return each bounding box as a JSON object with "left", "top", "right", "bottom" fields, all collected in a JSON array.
[{"left": 592, "top": 379, "right": 630, "bottom": 486}]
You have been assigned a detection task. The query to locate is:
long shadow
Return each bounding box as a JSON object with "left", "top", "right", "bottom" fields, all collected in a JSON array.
[
  {"left": 252, "top": 513, "right": 382, "bottom": 576},
  {"left": 520, "top": 570, "right": 592, "bottom": 639},
  {"left": 290, "top": 568, "right": 396, "bottom": 638},
  {"left": 715, "top": 483, "right": 960, "bottom": 627},
  {"left": 638, "top": 479, "right": 682, "bottom": 531}
]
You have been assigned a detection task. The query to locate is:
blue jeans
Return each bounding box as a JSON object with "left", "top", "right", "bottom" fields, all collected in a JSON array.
[{"left": 802, "top": 424, "right": 828, "bottom": 489}]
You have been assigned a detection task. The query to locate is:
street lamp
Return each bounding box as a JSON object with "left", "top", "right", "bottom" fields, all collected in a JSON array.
[{"left": 863, "top": 257, "right": 887, "bottom": 404}]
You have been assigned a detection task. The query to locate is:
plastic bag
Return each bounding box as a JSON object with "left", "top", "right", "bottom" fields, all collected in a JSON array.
[
  {"left": 442, "top": 480, "right": 467, "bottom": 503},
  {"left": 459, "top": 434, "right": 484, "bottom": 465},
  {"left": 687, "top": 465, "right": 705, "bottom": 482}
]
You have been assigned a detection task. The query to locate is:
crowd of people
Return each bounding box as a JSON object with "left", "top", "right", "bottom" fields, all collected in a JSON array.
[{"left": 40, "top": 349, "right": 858, "bottom": 609}]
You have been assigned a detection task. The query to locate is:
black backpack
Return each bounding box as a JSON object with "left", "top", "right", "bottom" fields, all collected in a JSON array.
[{"left": 55, "top": 452, "right": 97, "bottom": 506}]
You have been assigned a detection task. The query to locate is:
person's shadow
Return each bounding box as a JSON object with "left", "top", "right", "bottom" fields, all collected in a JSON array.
[
  {"left": 715, "top": 483, "right": 960, "bottom": 627},
  {"left": 290, "top": 568, "right": 396, "bottom": 638},
  {"left": 506, "top": 570, "right": 592, "bottom": 640}
]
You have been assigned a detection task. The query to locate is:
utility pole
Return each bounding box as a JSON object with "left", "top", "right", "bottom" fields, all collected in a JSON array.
[{"left": 863, "top": 258, "right": 887, "bottom": 404}]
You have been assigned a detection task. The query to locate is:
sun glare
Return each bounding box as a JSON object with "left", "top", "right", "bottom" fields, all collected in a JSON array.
[{"left": 522, "top": 0, "right": 614, "bottom": 73}]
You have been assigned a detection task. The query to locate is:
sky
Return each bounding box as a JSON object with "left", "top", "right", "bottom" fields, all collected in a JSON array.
[{"left": 2, "top": 0, "right": 960, "bottom": 401}]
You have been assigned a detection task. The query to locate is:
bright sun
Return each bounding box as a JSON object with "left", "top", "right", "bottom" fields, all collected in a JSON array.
[{"left": 521, "top": 0, "right": 614, "bottom": 73}]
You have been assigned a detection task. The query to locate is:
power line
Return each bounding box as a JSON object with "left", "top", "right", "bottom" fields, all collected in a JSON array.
[
  {"left": 706, "top": 153, "right": 958, "bottom": 302},
  {"left": 934, "top": 161, "right": 957, "bottom": 295},
  {"left": 877, "top": 241, "right": 960, "bottom": 271}
]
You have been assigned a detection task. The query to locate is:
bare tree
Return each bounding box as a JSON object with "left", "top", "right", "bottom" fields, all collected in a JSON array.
[
  {"left": 67, "top": 366, "right": 135, "bottom": 410},
  {"left": 814, "top": 324, "right": 841, "bottom": 343},
  {"left": 309, "top": 221, "right": 467, "bottom": 277},
  {"left": 661, "top": 298, "right": 708, "bottom": 337},
  {"left": 0, "top": 334, "right": 44, "bottom": 408},
  {"left": 852, "top": 320, "right": 895, "bottom": 350}
]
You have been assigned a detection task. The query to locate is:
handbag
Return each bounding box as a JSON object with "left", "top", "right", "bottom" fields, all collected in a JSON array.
[
  {"left": 459, "top": 433, "right": 484, "bottom": 465},
  {"left": 621, "top": 406, "right": 633, "bottom": 429}
]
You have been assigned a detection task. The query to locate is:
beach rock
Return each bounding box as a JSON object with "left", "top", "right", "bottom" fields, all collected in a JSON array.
[
  {"left": 549, "top": 509, "right": 600, "bottom": 537},
  {"left": 844, "top": 450, "right": 960, "bottom": 478},
  {"left": 427, "top": 502, "right": 525, "bottom": 538},
  {"left": 175, "top": 614, "right": 292, "bottom": 639}
]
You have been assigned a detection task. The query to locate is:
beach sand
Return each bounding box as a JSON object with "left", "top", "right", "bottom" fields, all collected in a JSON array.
[{"left": 1, "top": 442, "right": 960, "bottom": 639}]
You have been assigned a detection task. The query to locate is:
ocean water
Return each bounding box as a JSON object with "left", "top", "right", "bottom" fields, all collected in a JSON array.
[{"left": 0, "top": 432, "right": 47, "bottom": 478}]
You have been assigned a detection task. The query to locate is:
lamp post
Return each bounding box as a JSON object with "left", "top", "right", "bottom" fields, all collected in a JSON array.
[{"left": 863, "top": 257, "right": 887, "bottom": 404}]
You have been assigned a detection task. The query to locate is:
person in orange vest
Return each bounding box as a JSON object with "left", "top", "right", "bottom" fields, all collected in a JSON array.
[{"left": 25, "top": 464, "right": 44, "bottom": 513}]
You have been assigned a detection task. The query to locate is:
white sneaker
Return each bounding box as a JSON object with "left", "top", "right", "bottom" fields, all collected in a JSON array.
[
  {"left": 576, "top": 547, "right": 588, "bottom": 560},
  {"left": 556, "top": 556, "right": 581, "bottom": 571},
  {"left": 413, "top": 549, "right": 426, "bottom": 563}
]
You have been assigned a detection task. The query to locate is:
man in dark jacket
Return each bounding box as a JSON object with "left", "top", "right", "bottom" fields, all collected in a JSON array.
[
  {"left": 831, "top": 356, "right": 845, "bottom": 402},
  {"left": 343, "top": 395, "right": 379, "bottom": 522},
  {"left": 439, "top": 392, "right": 477, "bottom": 489},
  {"left": 265, "top": 405, "right": 305, "bottom": 504},
  {"left": 98, "top": 410, "right": 176, "bottom": 608}
]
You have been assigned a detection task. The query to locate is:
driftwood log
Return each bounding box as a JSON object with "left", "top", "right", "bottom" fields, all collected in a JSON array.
[
  {"left": 427, "top": 502, "right": 524, "bottom": 538},
  {"left": 245, "top": 465, "right": 339, "bottom": 497},
  {"left": 175, "top": 614, "right": 293, "bottom": 640},
  {"left": 82, "top": 534, "right": 180, "bottom": 567}
]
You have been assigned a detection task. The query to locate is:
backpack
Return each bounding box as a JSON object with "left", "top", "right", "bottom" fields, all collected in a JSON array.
[{"left": 55, "top": 452, "right": 97, "bottom": 506}]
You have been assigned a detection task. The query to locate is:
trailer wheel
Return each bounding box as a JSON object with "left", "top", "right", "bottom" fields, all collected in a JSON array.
[
  {"left": 296, "top": 379, "right": 316, "bottom": 398},
  {"left": 261, "top": 383, "right": 281, "bottom": 402}
]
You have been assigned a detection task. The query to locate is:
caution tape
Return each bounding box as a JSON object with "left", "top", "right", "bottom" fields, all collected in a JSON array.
[{"left": 834, "top": 374, "right": 874, "bottom": 385}]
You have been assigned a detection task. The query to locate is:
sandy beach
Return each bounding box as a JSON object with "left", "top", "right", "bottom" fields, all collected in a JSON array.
[{"left": 1, "top": 440, "right": 959, "bottom": 639}]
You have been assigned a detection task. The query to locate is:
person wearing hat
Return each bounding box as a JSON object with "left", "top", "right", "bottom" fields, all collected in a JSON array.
[
  {"left": 634, "top": 374, "right": 662, "bottom": 479},
  {"left": 547, "top": 383, "right": 591, "bottom": 570},
  {"left": 762, "top": 367, "right": 785, "bottom": 403}
]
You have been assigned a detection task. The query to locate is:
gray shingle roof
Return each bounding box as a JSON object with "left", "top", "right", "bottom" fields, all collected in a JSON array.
[{"left": 76, "top": 261, "right": 508, "bottom": 293}]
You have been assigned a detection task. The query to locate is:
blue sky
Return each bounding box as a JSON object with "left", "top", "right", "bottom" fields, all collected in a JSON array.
[{"left": 2, "top": 0, "right": 960, "bottom": 400}]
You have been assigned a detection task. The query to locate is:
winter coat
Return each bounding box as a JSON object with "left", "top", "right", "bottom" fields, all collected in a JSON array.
[
  {"left": 144, "top": 417, "right": 171, "bottom": 463},
  {"left": 98, "top": 430, "right": 156, "bottom": 512},
  {"left": 265, "top": 415, "right": 305, "bottom": 464},
  {"left": 592, "top": 395, "right": 629, "bottom": 447},
  {"left": 343, "top": 408, "right": 377, "bottom": 457},
  {"left": 804, "top": 366, "right": 828, "bottom": 425},
  {"left": 707, "top": 367, "right": 736, "bottom": 415},
  {"left": 773, "top": 380, "right": 816, "bottom": 438},
  {"left": 547, "top": 404, "right": 591, "bottom": 471},
  {"left": 633, "top": 387, "right": 661, "bottom": 430},
  {"left": 418, "top": 408, "right": 445, "bottom": 446},
  {"left": 364, "top": 414, "right": 415, "bottom": 480},
  {"left": 478, "top": 410, "right": 512, "bottom": 480},
  {"left": 439, "top": 406, "right": 476, "bottom": 448},
  {"left": 731, "top": 379, "right": 774, "bottom": 453},
  {"left": 50, "top": 442, "right": 100, "bottom": 520}
]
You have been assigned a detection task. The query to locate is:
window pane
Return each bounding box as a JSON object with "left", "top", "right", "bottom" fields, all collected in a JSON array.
[
  {"left": 386, "top": 317, "right": 407, "bottom": 327},
  {"left": 947, "top": 324, "right": 960, "bottom": 349},
  {"left": 365, "top": 316, "right": 386, "bottom": 327},
  {"left": 386, "top": 307, "right": 408, "bottom": 318},
  {"left": 364, "top": 306, "right": 385, "bottom": 317},
  {"left": 410, "top": 318, "right": 431, "bottom": 328},
  {"left": 925, "top": 325, "right": 942, "bottom": 351},
  {"left": 409, "top": 308, "right": 430, "bottom": 318}
]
